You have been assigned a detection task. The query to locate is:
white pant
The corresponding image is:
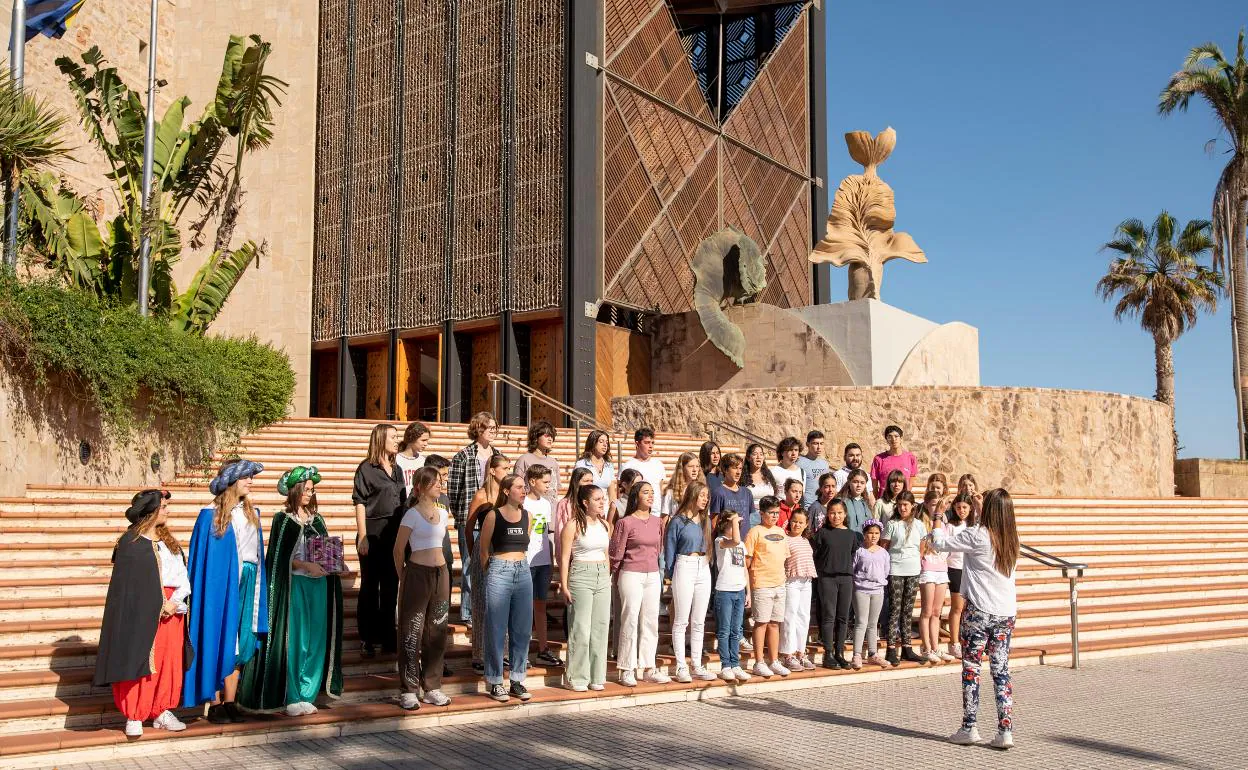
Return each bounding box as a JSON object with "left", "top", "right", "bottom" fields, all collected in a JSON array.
[
  {"left": 781, "top": 577, "right": 813, "bottom": 655},
  {"left": 670, "top": 555, "right": 712, "bottom": 668},
  {"left": 617, "top": 570, "right": 661, "bottom": 672}
]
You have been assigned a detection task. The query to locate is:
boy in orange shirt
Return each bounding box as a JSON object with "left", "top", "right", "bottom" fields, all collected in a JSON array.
[{"left": 744, "top": 496, "right": 791, "bottom": 677}]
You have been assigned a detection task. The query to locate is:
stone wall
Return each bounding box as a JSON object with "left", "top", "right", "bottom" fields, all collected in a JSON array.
[
  {"left": 1, "top": 1, "right": 317, "bottom": 414},
  {"left": 612, "top": 386, "right": 1175, "bottom": 497},
  {"left": 1175, "top": 459, "right": 1248, "bottom": 498}
]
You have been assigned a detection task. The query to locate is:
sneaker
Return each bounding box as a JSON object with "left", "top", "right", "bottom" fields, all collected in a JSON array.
[
  {"left": 674, "top": 665, "right": 693, "bottom": 683},
  {"left": 691, "top": 666, "right": 716, "bottom": 681},
  {"left": 949, "top": 726, "right": 982, "bottom": 745},
  {"left": 422, "top": 690, "right": 451, "bottom": 707},
  {"left": 770, "top": 659, "right": 791, "bottom": 677},
  {"left": 645, "top": 669, "right": 671, "bottom": 684},
  {"left": 800, "top": 654, "right": 816, "bottom": 671},
  {"left": 926, "top": 651, "right": 942, "bottom": 665},
  {"left": 124, "top": 719, "right": 143, "bottom": 737},
  {"left": 782, "top": 654, "right": 802, "bottom": 671},
  {"left": 739, "top": 639, "right": 754, "bottom": 652},
  {"left": 990, "top": 730, "right": 1014, "bottom": 750},
  {"left": 398, "top": 693, "right": 421, "bottom": 710},
  {"left": 949, "top": 643, "right": 963, "bottom": 658},
  {"left": 569, "top": 682, "right": 588, "bottom": 692},
  {"left": 286, "top": 702, "right": 311, "bottom": 717},
  {"left": 752, "top": 661, "right": 774, "bottom": 678},
  {"left": 152, "top": 710, "right": 186, "bottom": 731},
  {"left": 733, "top": 666, "right": 752, "bottom": 682},
  {"left": 939, "top": 651, "right": 957, "bottom": 663},
  {"left": 535, "top": 650, "right": 563, "bottom": 668},
  {"left": 487, "top": 683, "right": 509, "bottom": 703},
  {"left": 588, "top": 683, "right": 605, "bottom": 691},
  {"left": 509, "top": 681, "right": 532, "bottom": 702},
  {"left": 850, "top": 654, "right": 863, "bottom": 670},
  {"left": 869, "top": 653, "right": 890, "bottom": 668},
  {"left": 720, "top": 666, "right": 737, "bottom": 682},
  {"left": 619, "top": 671, "right": 638, "bottom": 687}
]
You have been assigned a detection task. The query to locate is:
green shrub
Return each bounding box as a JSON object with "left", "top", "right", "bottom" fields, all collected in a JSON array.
[{"left": 0, "top": 274, "right": 293, "bottom": 444}]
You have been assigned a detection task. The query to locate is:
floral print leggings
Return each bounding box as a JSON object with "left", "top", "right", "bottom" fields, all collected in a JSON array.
[{"left": 959, "top": 602, "right": 1016, "bottom": 731}]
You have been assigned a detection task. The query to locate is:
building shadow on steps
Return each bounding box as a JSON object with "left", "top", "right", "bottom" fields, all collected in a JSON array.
[
  {"left": 1049, "top": 736, "right": 1207, "bottom": 769},
  {"left": 695, "top": 694, "right": 950, "bottom": 745}
]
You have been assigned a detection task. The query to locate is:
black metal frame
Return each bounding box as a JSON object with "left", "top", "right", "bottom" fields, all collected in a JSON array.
[{"left": 808, "top": 0, "right": 829, "bottom": 304}]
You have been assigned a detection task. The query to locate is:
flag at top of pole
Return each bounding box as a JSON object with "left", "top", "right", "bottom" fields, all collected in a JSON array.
[{"left": 23, "top": 0, "right": 86, "bottom": 41}]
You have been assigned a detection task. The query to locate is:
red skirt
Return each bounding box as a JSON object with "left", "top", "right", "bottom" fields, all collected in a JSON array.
[{"left": 112, "top": 586, "right": 184, "bottom": 721}]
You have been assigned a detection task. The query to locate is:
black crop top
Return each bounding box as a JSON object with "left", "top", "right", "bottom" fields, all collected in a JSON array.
[{"left": 489, "top": 507, "right": 529, "bottom": 554}]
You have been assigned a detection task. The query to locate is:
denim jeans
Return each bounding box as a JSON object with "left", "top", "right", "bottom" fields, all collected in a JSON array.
[
  {"left": 714, "top": 588, "right": 746, "bottom": 670},
  {"left": 483, "top": 558, "right": 533, "bottom": 685},
  {"left": 457, "top": 527, "right": 473, "bottom": 623}
]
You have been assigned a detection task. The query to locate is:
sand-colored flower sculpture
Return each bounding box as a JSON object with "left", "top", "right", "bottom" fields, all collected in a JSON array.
[{"left": 810, "top": 127, "right": 926, "bottom": 300}]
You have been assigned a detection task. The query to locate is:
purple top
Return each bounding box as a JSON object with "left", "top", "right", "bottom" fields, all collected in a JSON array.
[
  {"left": 609, "top": 513, "right": 662, "bottom": 574},
  {"left": 852, "top": 546, "right": 891, "bottom": 595}
]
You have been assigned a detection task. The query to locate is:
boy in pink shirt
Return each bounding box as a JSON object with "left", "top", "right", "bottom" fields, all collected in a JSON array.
[{"left": 870, "top": 424, "right": 918, "bottom": 497}]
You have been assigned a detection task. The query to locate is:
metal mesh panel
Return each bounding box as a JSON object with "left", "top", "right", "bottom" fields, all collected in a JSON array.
[
  {"left": 397, "top": 0, "right": 450, "bottom": 328},
  {"left": 312, "top": 0, "right": 349, "bottom": 342},
  {"left": 451, "top": 0, "right": 504, "bottom": 320},
  {"left": 605, "top": 0, "right": 660, "bottom": 63},
  {"left": 509, "top": 0, "right": 565, "bottom": 313},
  {"left": 345, "top": 0, "right": 397, "bottom": 337},
  {"left": 723, "top": 14, "right": 806, "bottom": 171}
]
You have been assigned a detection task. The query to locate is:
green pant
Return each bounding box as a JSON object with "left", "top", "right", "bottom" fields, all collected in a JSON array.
[{"left": 566, "top": 561, "right": 611, "bottom": 688}]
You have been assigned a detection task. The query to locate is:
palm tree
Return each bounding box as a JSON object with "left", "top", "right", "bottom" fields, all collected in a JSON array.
[
  {"left": 0, "top": 66, "right": 69, "bottom": 267},
  {"left": 1098, "top": 212, "right": 1224, "bottom": 452},
  {"left": 1160, "top": 30, "right": 1248, "bottom": 454}
]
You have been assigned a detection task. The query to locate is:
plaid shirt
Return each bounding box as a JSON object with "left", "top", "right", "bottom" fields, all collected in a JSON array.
[{"left": 448, "top": 442, "right": 500, "bottom": 527}]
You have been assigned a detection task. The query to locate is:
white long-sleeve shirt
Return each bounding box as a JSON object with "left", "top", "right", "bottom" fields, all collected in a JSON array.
[
  {"left": 932, "top": 525, "right": 1017, "bottom": 617},
  {"left": 155, "top": 540, "right": 191, "bottom": 614}
]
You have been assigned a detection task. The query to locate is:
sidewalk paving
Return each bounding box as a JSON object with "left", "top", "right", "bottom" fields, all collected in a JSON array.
[{"left": 53, "top": 645, "right": 1247, "bottom": 769}]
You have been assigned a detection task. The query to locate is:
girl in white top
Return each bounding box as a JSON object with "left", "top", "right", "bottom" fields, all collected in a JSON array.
[
  {"left": 392, "top": 467, "right": 452, "bottom": 709},
  {"left": 661, "top": 451, "right": 701, "bottom": 519},
  {"left": 559, "top": 484, "right": 614, "bottom": 691},
  {"left": 744, "top": 443, "right": 778, "bottom": 507},
  {"left": 712, "top": 510, "right": 751, "bottom": 683},
  {"left": 945, "top": 492, "right": 976, "bottom": 658},
  {"left": 933, "top": 488, "right": 1020, "bottom": 751},
  {"left": 873, "top": 469, "right": 907, "bottom": 521},
  {"left": 880, "top": 490, "right": 926, "bottom": 666},
  {"left": 573, "top": 430, "right": 618, "bottom": 501}
]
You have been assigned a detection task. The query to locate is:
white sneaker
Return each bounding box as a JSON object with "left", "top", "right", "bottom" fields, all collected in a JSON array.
[
  {"left": 398, "top": 692, "right": 420, "bottom": 710},
  {"left": 620, "top": 671, "right": 638, "bottom": 687},
  {"left": 990, "top": 730, "right": 1014, "bottom": 750},
  {"left": 124, "top": 719, "right": 143, "bottom": 737},
  {"left": 152, "top": 710, "right": 186, "bottom": 731},
  {"left": 720, "top": 666, "right": 737, "bottom": 682},
  {"left": 674, "top": 665, "right": 693, "bottom": 683},
  {"left": 950, "top": 643, "right": 963, "bottom": 658},
  {"left": 752, "top": 661, "right": 774, "bottom": 678},
  {"left": 740, "top": 639, "right": 754, "bottom": 652},
  {"left": 733, "top": 666, "right": 752, "bottom": 682},
  {"left": 926, "top": 651, "right": 942, "bottom": 664},
  {"left": 939, "top": 651, "right": 957, "bottom": 662},
  {"left": 588, "top": 683, "right": 605, "bottom": 691},
  {"left": 770, "top": 659, "right": 791, "bottom": 677},
  {"left": 691, "top": 665, "right": 716, "bottom": 681},
  {"left": 285, "top": 702, "right": 309, "bottom": 717},
  {"left": 645, "top": 669, "right": 671, "bottom": 684},
  {"left": 421, "top": 690, "right": 450, "bottom": 706},
  {"left": 949, "top": 726, "right": 982, "bottom": 745},
  {"left": 569, "top": 683, "right": 588, "bottom": 692},
  {"left": 800, "top": 654, "right": 816, "bottom": 671}
]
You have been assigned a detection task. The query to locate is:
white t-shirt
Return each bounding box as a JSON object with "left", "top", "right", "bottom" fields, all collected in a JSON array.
[
  {"left": 770, "top": 465, "right": 803, "bottom": 498},
  {"left": 524, "top": 496, "right": 554, "bottom": 567},
  {"left": 946, "top": 522, "right": 967, "bottom": 570},
  {"left": 885, "top": 517, "right": 927, "bottom": 577},
  {"left": 934, "top": 525, "right": 1017, "bottom": 616},
  {"left": 747, "top": 480, "right": 776, "bottom": 506},
  {"left": 714, "top": 535, "right": 748, "bottom": 592},
  {"left": 394, "top": 452, "right": 426, "bottom": 496},
  {"left": 622, "top": 456, "right": 666, "bottom": 516}
]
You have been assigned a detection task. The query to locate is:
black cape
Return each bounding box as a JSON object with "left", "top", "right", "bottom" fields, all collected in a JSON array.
[{"left": 94, "top": 534, "right": 164, "bottom": 687}]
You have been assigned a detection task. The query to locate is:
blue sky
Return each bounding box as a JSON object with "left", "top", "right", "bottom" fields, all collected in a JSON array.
[{"left": 824, "top": 1, "right": 1245, "bottom": 458}]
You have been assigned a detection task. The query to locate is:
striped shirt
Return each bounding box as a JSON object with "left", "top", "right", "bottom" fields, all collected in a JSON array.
[{"left": 784, "top": 535, "right": 817, "bottom": 580}]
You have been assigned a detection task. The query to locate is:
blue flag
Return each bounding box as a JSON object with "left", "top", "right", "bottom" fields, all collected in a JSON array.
[{"left": 25, "top": 0, "right": 87, "bottom": 41}]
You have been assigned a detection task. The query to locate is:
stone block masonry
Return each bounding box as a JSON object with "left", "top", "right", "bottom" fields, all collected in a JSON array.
[{"left": 613, "top": 385, "right": 1175, "bottom": 497}]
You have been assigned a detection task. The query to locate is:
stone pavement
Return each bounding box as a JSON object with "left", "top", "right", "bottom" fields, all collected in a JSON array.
[{"left": 53, "top": 646, "right": 1246, "bottom": 770}]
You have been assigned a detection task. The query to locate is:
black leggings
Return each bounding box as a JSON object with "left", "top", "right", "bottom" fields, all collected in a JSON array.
[{"left": 817, "top": 575, "right": 853, "bottom": 655}]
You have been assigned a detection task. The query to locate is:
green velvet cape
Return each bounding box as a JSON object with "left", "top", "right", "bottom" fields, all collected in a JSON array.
[{"left": 237, "top": 511, "right": 344, "bottom": 711}]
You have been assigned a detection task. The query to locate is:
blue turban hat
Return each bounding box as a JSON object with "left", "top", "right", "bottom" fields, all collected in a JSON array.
[{"left": 209, "top": 459, "right": 264, "bottom": 496}]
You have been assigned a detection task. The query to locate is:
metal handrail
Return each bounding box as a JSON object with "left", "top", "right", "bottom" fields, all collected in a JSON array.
[
  {"left": 704, "top": 420, "right": 776, "bottom": 451},
  {"left": 487, "top": 372, "right": 622, "bottom": 466},
  {"left": 1020, "top": 543, "right": 1087, "bottom": 669}
]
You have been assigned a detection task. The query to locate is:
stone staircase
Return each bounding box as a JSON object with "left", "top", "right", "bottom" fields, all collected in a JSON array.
[{"left": 0, "top": 417, "right": 1244, "bottom": 765}]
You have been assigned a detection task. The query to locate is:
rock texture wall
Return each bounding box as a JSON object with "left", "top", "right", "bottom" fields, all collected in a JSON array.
[
  {"left": 613, "top": 386, "right": 1175, "bottom": 497},
  {"left": 1175, "top": 459, "right": 1248, "bottom": 498}
]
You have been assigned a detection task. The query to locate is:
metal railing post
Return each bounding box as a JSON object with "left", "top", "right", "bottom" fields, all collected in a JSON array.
[
  {"left": 574, "top": 420, "right": 582, "bottom": 457},
  {"left": 491, "top": 380, "right": 498, "bottom": 420},
  {"left": 525, "top": 394, "right": 531, "bottom": 427},
  {"left": 1068, "top": 570, "right": 1081, "bottom": 669}
]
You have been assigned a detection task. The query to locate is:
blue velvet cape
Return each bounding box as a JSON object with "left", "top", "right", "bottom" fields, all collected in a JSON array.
[{"left": 182, "top": 507, "right": 269, "bottom": 707}]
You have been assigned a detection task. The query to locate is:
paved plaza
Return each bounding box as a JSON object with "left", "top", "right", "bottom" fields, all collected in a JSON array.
[{"left": 55, "top": 645, "right": 1246, "bottom": 770}]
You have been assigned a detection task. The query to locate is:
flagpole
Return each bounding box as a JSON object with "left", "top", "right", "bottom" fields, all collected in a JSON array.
[
  {"left": 136, "top": 0, "right": 158, "bottom": 315},
  {"left": 4, "top": 0, "right": 26, "bottom": 270}
]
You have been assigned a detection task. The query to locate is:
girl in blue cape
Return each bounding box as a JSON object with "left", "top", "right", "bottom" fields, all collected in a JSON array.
[{"left": 183, "top": 459, "right": 268, "bottom": 723}]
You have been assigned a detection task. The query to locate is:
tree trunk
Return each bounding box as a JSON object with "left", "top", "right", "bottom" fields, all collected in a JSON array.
[
  {"left": 1232, "top": 194, "right": 1248, "bottom": 459},
  {"left": 1154, "top": 331, "right": 1176, "bottom": 456}
]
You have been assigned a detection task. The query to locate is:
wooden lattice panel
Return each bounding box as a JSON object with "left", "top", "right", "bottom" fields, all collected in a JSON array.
[
  {"left": 611, "top": 81, "right": 715, "bottom": 204},
  {"left": 603, "top": 92, "right": 663, "bottom": 291},
  {"left": 759, "top": 192, "right": 812, "bottom": 308},
  {"left": 608, "top": 8, "right": 714, "bottom": 125},
  {"left": 721, "top": 154, "right": 764, "bottom": 245},
  {"left": 726, "top": 143, "right": 804, "bottom": 247},
  {"left": 722, "top": 15, "right": 808, "bottom": 174},
  {"left": 312, "top": 0, "right": 349, "bottom": 342},
  {"left": 510, "top": 0, "right": 565, "bottom": 314},
  {"left": 397, "top": 0, "right": 450, "bottom": 328},
  {"left": 451, "top": 0, "right": 505, "bottom": 320},
  {"left": 605, "top": 0, "right": 660, "bottom": 62},
  {"left": 665, "top": 147, "right": 719, "bottom": 257}
]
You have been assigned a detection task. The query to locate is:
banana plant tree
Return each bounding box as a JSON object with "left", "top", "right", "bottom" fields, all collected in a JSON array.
[{"left": 21, "top": 34, "right": 286, "bottom": 334}]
